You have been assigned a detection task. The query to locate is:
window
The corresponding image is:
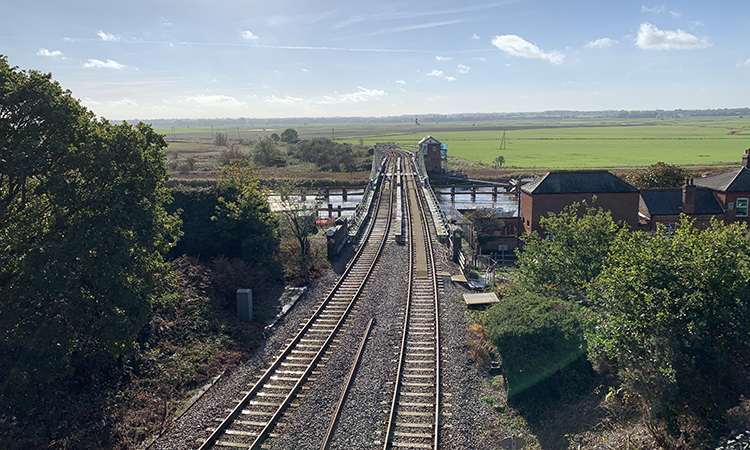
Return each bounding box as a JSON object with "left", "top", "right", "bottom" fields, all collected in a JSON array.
[{"left": 737, "top": 198, "right": 749, "bottom": 217}]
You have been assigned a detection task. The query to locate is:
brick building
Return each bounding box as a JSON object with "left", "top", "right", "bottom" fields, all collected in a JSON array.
[
  {"left": 639, "top": 180, "right": 725, "bottom": 231},
  {"left": 418, "top": 135, "right": 445, "bottom": 175},
  {"left": 520, "top": 171, "right": 640, "bottom": 234},
  {"left": 693, "top": 161, "right": 750, "bottom": 224},
  {"left": 639, "top": 150, "right": 750, "bottom": 230}
]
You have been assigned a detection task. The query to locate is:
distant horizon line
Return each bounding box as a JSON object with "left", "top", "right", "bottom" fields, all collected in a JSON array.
[{"left": 118, "top": 107, "right": 750, "bottom": 123}]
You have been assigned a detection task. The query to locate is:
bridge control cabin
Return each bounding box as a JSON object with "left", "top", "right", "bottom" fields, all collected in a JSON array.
[{"left": 418, "top": 135, "right": 447, "bottom": 175}]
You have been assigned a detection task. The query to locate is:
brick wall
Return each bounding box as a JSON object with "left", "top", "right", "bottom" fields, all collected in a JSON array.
[{"left": 521, "top": 192, "right": 640, "bottom": 234}]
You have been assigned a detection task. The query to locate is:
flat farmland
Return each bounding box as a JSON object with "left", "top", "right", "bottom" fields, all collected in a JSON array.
[
  {"left": 151, "top": 117, "right": 750, "bottom": 170},
  {"left": 339, "top": 118, "right": 750, "bottom": 169}
]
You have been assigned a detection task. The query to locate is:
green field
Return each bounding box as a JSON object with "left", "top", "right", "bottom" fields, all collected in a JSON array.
[
  {"left": 152, "top": 117, "right": 750, "bottom": 169},
  {"left": 339, "top": 119, "right": 750, "bottom": 169}
]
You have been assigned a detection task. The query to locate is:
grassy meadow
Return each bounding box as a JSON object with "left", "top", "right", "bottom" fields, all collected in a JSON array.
[
  {"left": 152, "top": 116, "right": 750, "bottom": 170},
  {"left": 339, "top": 118, "right": 750, "bottom": 169}
]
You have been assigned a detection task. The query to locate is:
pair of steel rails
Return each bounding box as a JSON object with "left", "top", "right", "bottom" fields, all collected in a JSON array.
[{"left": 198, "top": 154, "right": 441, "bottom": 450}]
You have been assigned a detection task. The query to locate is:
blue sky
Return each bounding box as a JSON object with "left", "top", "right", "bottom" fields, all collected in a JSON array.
[{"left": 2, "top": 1, "right": 749, "bottom": 120}]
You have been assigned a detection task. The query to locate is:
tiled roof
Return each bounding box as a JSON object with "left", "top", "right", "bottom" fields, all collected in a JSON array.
[
  {"left": 694, "top": 167, "right": 750, "bottom": 192},
  {"left": 521, "top": 171, "right": 639, "bottom": 195},
  {"left": 418, "top": 135, "right": 440, "bottom": 145},
  {"left": 640, "top": 188, "right": 724, "bottom": 216}
]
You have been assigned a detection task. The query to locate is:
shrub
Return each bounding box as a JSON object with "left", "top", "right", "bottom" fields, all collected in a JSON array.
[{"left": 486, "top": 292, "right": 586, "bottom": 396}]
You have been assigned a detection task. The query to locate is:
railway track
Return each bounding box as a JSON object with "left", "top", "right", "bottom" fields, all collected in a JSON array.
[
  {"left": 197, "top": 160, "right": 396, "bottom": 450},
  {"left": 382, "top": 161, "right": 441, "bottom": 450}
]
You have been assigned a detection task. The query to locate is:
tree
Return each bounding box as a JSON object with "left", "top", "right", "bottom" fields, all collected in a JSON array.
[
  {"left": 463, "top": 208, "right": 505, "bottom": 247},
  {"left": 275, "top": 180, "right": 318, "bottom": 283},
  {"left": 214, "top": 131, "right": 228, "bottom": 146},
  {"left": 295, "top": 138, "right": 367, "bottom": 172},
  {"left": 626, "top": 161, "right": 693, "bottom": 189},
  {"left": 493, "top": 155, "right": 505, "bottom": 168},
  {"left": 270, "top": 133, "right": 280, "bottom": 142},
  {"left": 516, "top": 201, "right": 623, "bottom": 300},
  {"left": 218, "top": 143, "right": 250, "bottom": 166},
  {"left": 212, "top": 161, "right": 279, "bottom": 266},
  {"left": 0, "top": 56, "right": 181, "bottom": 408},
  {"left": 486, "top": 293, "right": 586, "bottom": 396},
  {"left": 589, "top": 217, "right": 750, "bottom": 444},
  {"left": 280, "top": 127, "right": 298, "bottom": 143},
  {"left": 253, "top": 135, "right": 282, "bottom": 167}
]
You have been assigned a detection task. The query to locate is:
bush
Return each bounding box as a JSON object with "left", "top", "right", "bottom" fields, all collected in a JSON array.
[
  {"left": 295, "top": 138, "right": 371, "bottom": 172},
  {"left": 486, "top": 292, "right": 586, "bottom": 396},
  {"left": 214, "top": 131, "right": 228, "bottom": 146},
  {"left": 218, "top": 144, "right": 250, "bottom": 166}
]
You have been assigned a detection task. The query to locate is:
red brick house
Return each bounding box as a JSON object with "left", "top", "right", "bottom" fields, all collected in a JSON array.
[
  {"left": 639, "top": 179, "right": 725, "bottom": 231},
  {"left": 631, "top": 150, "right": 750, "bottom": 231},
  {"left": 520, "top": 171, "right": 640, "bottom": 234},
  {"left": 692, "top": 155, "right": 750, "bottom": 225}
]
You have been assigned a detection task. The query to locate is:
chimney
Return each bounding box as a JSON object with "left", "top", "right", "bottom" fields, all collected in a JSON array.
[
  {"left": 682, "top": 178, "right": 696, "bottom": 214},
  {"left": 743, "top": 148, "right": 750, "bottom": 168}
]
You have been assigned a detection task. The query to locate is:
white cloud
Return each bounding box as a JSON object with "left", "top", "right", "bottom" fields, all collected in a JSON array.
[
  {"left": 186, "top": 94, "right": 247, "bottom": 108},
  {"left": 737, "top": 58, "right": 750, "bottom": 68},
  {"left": 37, "top": 48, "right": 63, "bottom": 57},
  {"left": 473, "top": 57, "right": 486, "bottom": 62},
  {"left": 112, "top": 98, "right": 138, "bottom": 107},
  {"left": 395, "top": 80, "right": 407, "bottom": 84},
  {"left": 97, "top": 30, "right": 121, "bottom": 42},
  {"left": 242, "top": 30, "right": 259, "bottom": 40},
  {"left": 265, "top": 95, "right": 307, "bottom": 106},
  {"left": 457, "top": 64, "right": 470, "bottom": 74},
  {"left": 641, "top": 5, "right": 665, "bottom": 14},
  {"left": 63, "top": 37, "right": 77, "bottom": 42},
  {"left": 83, "top": 59, "right": 125, "bottom": 69},
  {"left": 436, "top": 55, "right": 452, "bottom": 61},
  {"left": 586, "top": 38, "right": 617, "bottom": 49},
  {"left": 636, "top": 22, "right": 710, "bottom": 50},
  {"left": 82, "top": 97, "right": 101, "bottom": 106},
  {"left": 336, "top": 86, "right": 386, "bottom": 103},
  {"left": 427, "top": 70, "right": 456, "bottom": 81},
  {"left": 472, "top": 33, "right": 480, "bottom": 40},
  {"left": 670, "top": 10, "right": 681, "bottom": 18},
  {"left": 491, "top": 35, "right": 564, "bottom": 65}
]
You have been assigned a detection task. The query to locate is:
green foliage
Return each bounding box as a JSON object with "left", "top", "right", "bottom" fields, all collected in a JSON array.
[
  {"left": 275, "top": 180, "right": 317, "bottom": 283},
  {"left": 270, "top": 132, "right": 280, "bottom": 142},
  {"left": 168, "top": 165, "right": 280, "bottom": 272},
  {"left": 218, "top": 143, "right": 250, "bottom": 167},
  {"left": 280, "top": 127, "right": 298, "bottom": 143},
  {"left": 212, "top": 161, "right": 280, "bottom": 266},
  {"left": 253, "top": 135, "right": 283, "bottom": 167},
  {"left": 588, "top": 217, "right": 750, "bottom": 435},
  {"left": 214, "top": 131, "right": 228, "bottom": 146},
  {"left": 493, "top": 155, "right": 505, "bottom": 168},
  {"left": 0, "top": 56, "right": 181, "bottom": 411},
  {"left": 517, "top": 201, "right": 623, "bottom": 300},
  {"left": 296, "top": 138, "right": 371, "bottom": 172},
  {"left": 486, "top": 293, "right": 586, "bottom": 396},
  {"left": 625, "top": 161, "right": 693, "bottom": 189}
]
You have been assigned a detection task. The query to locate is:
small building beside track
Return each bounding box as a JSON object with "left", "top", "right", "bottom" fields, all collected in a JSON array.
[{"left": 418, "top": 135, "right": 446, "bottom": 175}]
